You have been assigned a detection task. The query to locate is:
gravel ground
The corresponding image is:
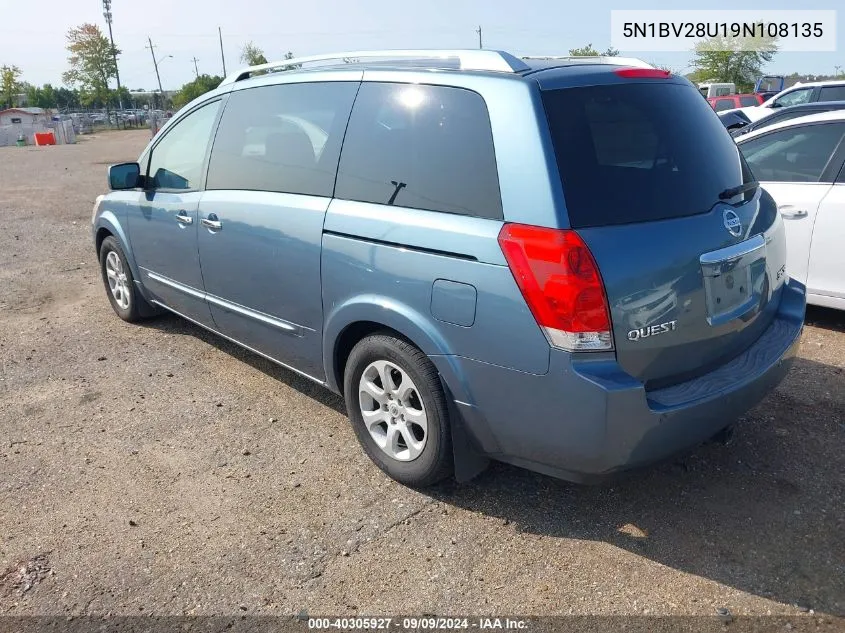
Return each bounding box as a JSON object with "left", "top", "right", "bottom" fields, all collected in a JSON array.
[{"left": 0, "top": 131, "right": 843, "bottom": 623}]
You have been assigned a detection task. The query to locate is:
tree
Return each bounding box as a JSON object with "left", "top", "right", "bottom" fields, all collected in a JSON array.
[
  {"left": 240, "top": 41, "right": 268, "bottom": 66},
  {"left": 691, "top": 33, "right": 777, "bottom": 92},
  {"left": 111, "top": 86, "right": 131, "bottom": 109},
  {"left": 55, "top": 86, "right": 80, "bottom": 110},
  {"left": 62, "top": 23, "right": 119, "bottom": 112},
  {"left": 569, "top": 44, "right": 618, "bottom": 57},
  {"left": 78, "top": 89, "right": 101, "bottom": 109},
  {"left": 24, "top": 83, "right": 61, "bottom": 110},
  {"left": 1, "top": 64, "right": 22, "bottom": 108},
  {"left": 171, "top": 74, "right": 223, "bottom": 109},
  {"left": 41, "top": 84, "right": 57, "bottom": 109},
  {"left": 282, "top": 51, "right": 301, "bottom": 70},
  {"left": 24, "top": 82, "right": 42, "bottom": 107}
]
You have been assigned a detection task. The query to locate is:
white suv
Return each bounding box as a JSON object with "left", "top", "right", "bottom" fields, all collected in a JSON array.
[{"left": 738, "top": 79, "right": 845, "bottom": 122}]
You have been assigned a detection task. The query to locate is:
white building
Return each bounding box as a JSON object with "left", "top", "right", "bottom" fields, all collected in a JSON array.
[{"left": 0, "top": 107, "right": 53, "bottom": 126}]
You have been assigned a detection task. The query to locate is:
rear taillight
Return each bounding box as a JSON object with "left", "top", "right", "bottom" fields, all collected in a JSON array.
[
  {"left": 498, "top": 224, "right": 613, "bottom": 352},
  {"left": 614, "top": 68, "right": 671, "bottom": 79}
]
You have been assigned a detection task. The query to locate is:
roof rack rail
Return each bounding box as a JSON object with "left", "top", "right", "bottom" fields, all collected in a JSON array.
[
  {"left": 522, "top": 55, "right": 655, "bottom": 69},
  {"left": 219, "top": 49, "right": 532, "bottom": 85}
]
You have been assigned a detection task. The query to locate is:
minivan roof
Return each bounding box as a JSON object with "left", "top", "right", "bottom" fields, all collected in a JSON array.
[{"left": 219, "top": 49, "right": 655, "bottom": 86}]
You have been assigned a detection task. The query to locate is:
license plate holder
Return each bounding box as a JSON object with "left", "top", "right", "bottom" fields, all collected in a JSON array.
[
  {"left": 700, "top": 235, "right": 766, "bottom": 326},
  {"left": 704, "top": 265, "right": 754, "bottom": 319}
]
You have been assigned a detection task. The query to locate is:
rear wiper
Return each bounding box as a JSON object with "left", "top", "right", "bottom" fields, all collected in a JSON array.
[{"left": 719, "top": 181, "right": 759, "bottom": 200}]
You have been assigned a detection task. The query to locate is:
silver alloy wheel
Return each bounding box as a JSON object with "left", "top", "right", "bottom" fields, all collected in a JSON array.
[
  {"left": 105, "top": 250, "right": 131, "bottom": 310},
  {"left": 358, "top": 360, "right": 428, "bottom": 462}
]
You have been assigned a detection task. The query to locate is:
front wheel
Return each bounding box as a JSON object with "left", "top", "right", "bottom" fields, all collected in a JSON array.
[
  {"left": 343, "top": 334, "right": 453, "bottom": 487},
  {"left": 99, "top": 236, "right": 152, "bottom": 322}
]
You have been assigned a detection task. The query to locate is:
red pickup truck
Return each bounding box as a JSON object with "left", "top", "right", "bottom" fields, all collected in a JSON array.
[{"left": 708, "top": 94, "right": 764, "bottom": 111}]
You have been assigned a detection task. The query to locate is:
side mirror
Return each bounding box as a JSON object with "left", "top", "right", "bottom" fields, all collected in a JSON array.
[{"left": 108, "top": 162, "right": 141, "bottom": 190}]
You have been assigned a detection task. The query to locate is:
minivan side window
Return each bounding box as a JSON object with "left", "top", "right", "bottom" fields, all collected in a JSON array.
[
  {"left": 740, "top": 123, "right": 845, "bottom": 183},
  {"left": 206, "top": 82, "right": 358, "bottom": 197},
  {"left": 335, "top": 83, "right": 503, "bottom": 220},
  {"left": 739, "top": 95, "right": 760, "bottom": 107},
  {"left": 147, "top": 100, "right": 220, "bottom": 190}
]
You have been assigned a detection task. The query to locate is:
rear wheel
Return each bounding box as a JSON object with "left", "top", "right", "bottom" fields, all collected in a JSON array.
[
  {"left": 343, "top": 334, "right": 453, "bottom": 487},
  {"left": 99, "top": 236, "right": 153, "bottom": 322}
]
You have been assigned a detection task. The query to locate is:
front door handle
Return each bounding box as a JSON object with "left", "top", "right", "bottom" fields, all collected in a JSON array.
[
  {"left": 779, "top": 207, "right": 809, "bottom": 219},
  {"left": 175, "top": 211, "right": 193, "bottom": 225},
  {"left": 201, "top": 214, "right": 222, "bottom": 231}
]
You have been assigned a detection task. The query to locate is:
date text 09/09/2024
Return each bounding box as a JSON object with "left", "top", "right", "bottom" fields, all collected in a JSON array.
[{"left": 307, "top": 617, "right": 529, "bottom": 630}]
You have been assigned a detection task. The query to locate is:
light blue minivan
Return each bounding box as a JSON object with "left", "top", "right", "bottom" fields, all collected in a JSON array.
[{"left": 93, "top": 50, "right": 805, "bottom": 487}]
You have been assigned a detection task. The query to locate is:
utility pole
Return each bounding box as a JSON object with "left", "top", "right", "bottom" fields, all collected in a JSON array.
[
  {"left": 102, "top": 0, "right": 123, "bottom": 110},
  {"left": 218, "top": 27, "right": 227, "bottom": 76},
  {"left": 476, "top": 25, "right": 483, "bottom": 49},
  {"left": 192, "top": 57, "right": 200, "bottom": 78},
  {"left": 146, "top": 37, "right": 164, "bottom": 108}
]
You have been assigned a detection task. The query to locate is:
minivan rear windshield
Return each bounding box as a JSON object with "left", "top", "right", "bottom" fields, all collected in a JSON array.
[{"left": 542, "top": 82, "right": 746, "bottom": 228}]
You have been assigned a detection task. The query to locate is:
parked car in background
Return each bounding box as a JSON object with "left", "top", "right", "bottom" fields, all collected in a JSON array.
[
  {"left": 737, "top": 110, "right": 845, "bottom": 310},
  {"left": 708, "top": 93, "right": 763, "bottom": 111},
  {"left": 91, "top": 50, "right": 805, "bottom": 487},
  {"left": 698, "top": 82, "right": 736, "bottom": 98},
  {"left": 754, "top": 75, "right": 785, "bottom": 101},
  {"left": 737, "top": 79, "right": 845, "bottom": 122},
  {"left": 718, "top": 109, "right": 752, "bottom": 132},
  {"left": 731, "top": 101, "right": 845, "bottom": 138}
]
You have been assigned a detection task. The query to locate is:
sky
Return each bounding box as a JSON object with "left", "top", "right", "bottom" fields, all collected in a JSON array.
[{"left": 0, "top": 0, "right": 842, "bottom": 91}]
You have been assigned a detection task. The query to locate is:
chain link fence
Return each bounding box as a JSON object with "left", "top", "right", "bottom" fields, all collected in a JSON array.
[
  {"left": 0, "top": 119, "right": 76, "bottom": 147},
  {"left": 0, "top": 109, "right": 166, "bottom": 148}
]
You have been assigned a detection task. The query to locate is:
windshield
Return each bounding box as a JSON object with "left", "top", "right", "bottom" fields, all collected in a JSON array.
[{"left": 542, "top": 82, "right": 746, "bottom": 228}]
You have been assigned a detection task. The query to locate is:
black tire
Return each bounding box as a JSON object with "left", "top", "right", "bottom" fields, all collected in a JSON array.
[
  {"left": 344, "top": 334, "right": 453, "bottom": 487},
  {"left": 99, "top": 236, "right": 152, "bottom": 322}
]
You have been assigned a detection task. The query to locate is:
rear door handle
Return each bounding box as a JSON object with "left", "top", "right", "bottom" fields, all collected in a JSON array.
[
  {"left": 201, "top": 215, "right": 222, "bottom": 231},
  {"left": 175, "top": 211, "right": 193, "bottom": 225},
  {"left": 779, "top": 207, "right": 808, "bottom": 219}
]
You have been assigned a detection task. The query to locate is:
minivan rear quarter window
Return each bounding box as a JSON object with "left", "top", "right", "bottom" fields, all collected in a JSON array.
[
  {"left": 335, "top": 82, "right": 503, "bottom": 220},
  {"left": 542, "top": 82, "right": 745, "bottom": 228}
]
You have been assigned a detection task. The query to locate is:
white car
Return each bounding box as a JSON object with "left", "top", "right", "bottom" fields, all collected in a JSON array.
[
  {"left": 698, "top": 81, "right": 736, "bottom": 98},
  {"left": 736, "top": 79, "right": 845, "bottom": 123},
  {"left": 737, "top": 110, "right": 845, "bottom": 310}
]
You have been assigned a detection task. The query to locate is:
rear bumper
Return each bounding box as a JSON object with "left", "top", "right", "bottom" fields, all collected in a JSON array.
[{"left": 431, "top": 277, "right": 806, "bottom": 482}]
